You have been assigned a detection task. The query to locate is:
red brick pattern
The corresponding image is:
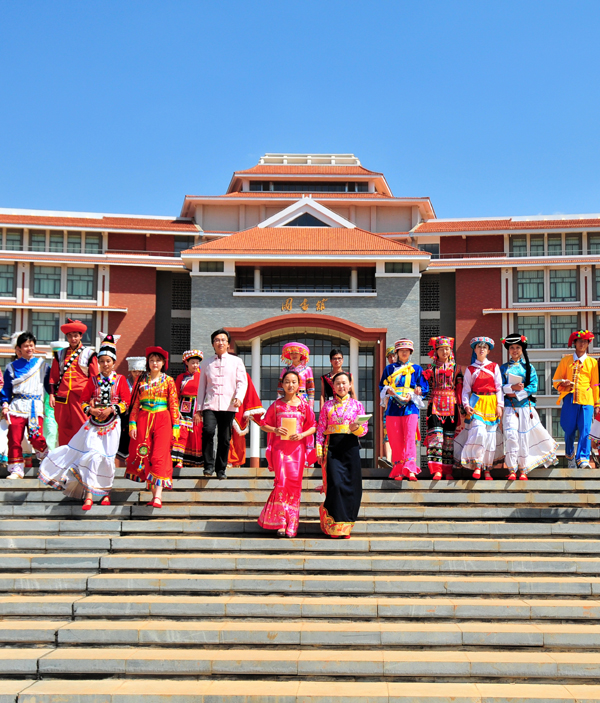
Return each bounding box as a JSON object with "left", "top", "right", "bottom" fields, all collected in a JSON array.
[
  {"left": 455, "top": 268, "right": 502, "bottom": 364},
  {"left": 109, "top": 266, "right": 157, "bottom": 375}
]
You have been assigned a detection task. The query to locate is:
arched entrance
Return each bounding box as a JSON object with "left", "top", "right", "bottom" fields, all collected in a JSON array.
[{"left": 229, "top": 314, "right": 387, "bottom": 467}]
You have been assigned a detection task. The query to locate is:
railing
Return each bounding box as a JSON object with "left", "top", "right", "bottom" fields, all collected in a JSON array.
[
  {"left": 430, "top": 249, "right": 588, "bottom": 260},
  {"left": 234, "top": 287, "right": 377, "bottom": 293}
]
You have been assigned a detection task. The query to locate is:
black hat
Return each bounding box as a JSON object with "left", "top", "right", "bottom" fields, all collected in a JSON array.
[{"left": 502, "top": 333, "right": 528, "bottom": 351}]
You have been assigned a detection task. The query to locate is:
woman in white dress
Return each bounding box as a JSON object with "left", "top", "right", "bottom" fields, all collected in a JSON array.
[
  {"left": 500, "top": 333, "right": 557, "bottom": 479},
  {"left": 39, "top": 334, "right": 131, "bottom": 510}
]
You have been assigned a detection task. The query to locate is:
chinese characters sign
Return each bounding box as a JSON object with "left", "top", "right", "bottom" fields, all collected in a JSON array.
[{"left": 281, "top": 297, "right": 328, "bottom": 312}]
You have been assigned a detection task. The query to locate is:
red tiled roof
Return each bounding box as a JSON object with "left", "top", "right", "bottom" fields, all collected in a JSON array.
[
  {"left": 0, "top": 213, "right": 198, "bottom": 233},
  {"left": 234, "top": 165, "right": 382, "bottom": 176},
  {"left": 415, "top": 217, "right": 600, "bottom": 233},
  {"left": 187, "top": 227, "right": 425, "bottom": 256},
  {"left": 220, "top": 191, "right": 391, "bottom": 199}
]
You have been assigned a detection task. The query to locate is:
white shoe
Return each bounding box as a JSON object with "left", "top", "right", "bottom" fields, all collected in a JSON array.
[
  {"left": 6, "top": 473, "right": 21, "bottom": 480},
  {"left": 578, "top": 460, "right": 591, "bottom": 469},
  {"left": 567, "top": 456, "right": 577, "bottom": 469}
]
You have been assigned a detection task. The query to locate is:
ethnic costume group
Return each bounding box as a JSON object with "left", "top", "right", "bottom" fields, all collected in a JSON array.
[
  {"left": 3, "top": 319, "right": 599, "bottom": 537},
  {"left": 380, "top": 334, "right": 561, "bottom": 482}
]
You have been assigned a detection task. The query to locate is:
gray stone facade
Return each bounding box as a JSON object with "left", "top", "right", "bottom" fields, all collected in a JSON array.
[{"left": 190, "top": 273, "right": 421, "bottom": 356}]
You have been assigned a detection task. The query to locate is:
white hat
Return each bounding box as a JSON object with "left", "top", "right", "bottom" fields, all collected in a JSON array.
[
  {"left": 10, "top": 331, "right": 24, "bottom": 348},
  {"left": 50, "top": 341, "right": 70, "bottom": 352},
  {"left": 126, "top": 356, "right": 146, "bottom": 371}
]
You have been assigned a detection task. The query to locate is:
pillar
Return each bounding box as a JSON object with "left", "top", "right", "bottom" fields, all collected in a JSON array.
[
  {"left": 249, "top": 336, "right": 261, "bottom": 468},
  {"left": 349, "top": 337, "right": 359, "bottom": 391}
]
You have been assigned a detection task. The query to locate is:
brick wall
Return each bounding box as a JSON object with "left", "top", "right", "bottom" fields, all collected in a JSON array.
[
  {"left": 109, "top": 266, "right": 157, "bottom": 374},
  {"left": 455, "top": 268, "right": 502, "bottom": 365}
]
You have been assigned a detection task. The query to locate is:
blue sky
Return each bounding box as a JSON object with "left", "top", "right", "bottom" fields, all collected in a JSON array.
[{"left": 1, "top": 1, "right": 599, "bottom": 219}]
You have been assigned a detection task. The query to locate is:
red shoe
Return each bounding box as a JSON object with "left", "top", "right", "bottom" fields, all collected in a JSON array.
[
  {"left": 147, "top": 498, "right": 162, "bottom": 508},
  {"left": 343, "top": 535, "right": 351, "bottom": 539},
  {"left": 518, "top": 471, "right": 528, "bottom": 481},
  {"left": 484, "top": 470, "right": 493, "bottom": 481},
  {"left": 472, "top": 469, "right": 481, "bottom": 479},
  {"left": 82, "top": 498, "right": 93, "bottom": 512},
  {"left": 408, "top": 473, "right": 418, "bottom": 482},
  {"left": 444, "top": 473, "right": 454, "bottom": 481},
  {"left": 432, "top": 471, "right": 443, "bottom": 480},
  {"left": 507, "top": 471, "right": 517, "bottom": 481},
  {"left": 100, "top": 496, "right": 111, "bottom": 506}
]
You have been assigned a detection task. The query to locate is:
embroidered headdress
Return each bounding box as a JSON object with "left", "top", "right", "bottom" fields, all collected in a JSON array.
[
  {"left": 568, "top": 329, "right": 594, "bottom": 347},
  {"left": 281, "top": 342, "right": 310, "bottom": 365},
  {"left": 394, "top": 339, "right": 414, "bottom": 352},
  {"left": 61, "top": 318, "right": 87, "bottom": 334},
  {"left": 182, "top": 349, "right": 203, "bottom": 363},
  {"left": 502, "top": 333, "right": 532, "bottom": 386},
  {"left": 385, "top": 345, "right": 396, "bottom": 357},
  {"left": 126, "top": 356, "right": 146, "bottom": 371},
  {"left": 470, "top": 336, "right": 494, "bottom": 364},
  {"left": 428, "top": 336, "right": 454, "bottom": 359},
  {"left": 98, "top": 333, "right": 120, "bottom": 361},
  {"left": 145, "top": 345, "right": 169, "bottom": 370}
]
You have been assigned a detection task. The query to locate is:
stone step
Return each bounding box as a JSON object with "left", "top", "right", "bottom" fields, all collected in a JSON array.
[
  {"left": 2, "top": 518, "right": 600, "bottom": 538},
  {"left": 3, "top": 646, "right": 600, "bottom": 679},
  {"left": 12, "top": 464, "right": 599, "bottom": 480},
  {"left": 2, "top": 489, "right": 599, "bottom": 506},
  {"left": 2, "top": 503, "right": 599, "bottom": 520},
  {"left": 1, "top": 595, "right": 598, "bottom": 622},
  {"left": 6, "top": 477, "right": 600, "bottom": 492},
  {"left": 3, "top": 573, "right": 600, "bottom": 596},
  {"left": 5, "top": 618, "right": 600, "bottom": 649},
  {"left": 2, "top": 551, "right": 600, "bottom": 574},
  {"left": 3, "top": 534, "right": 600, "bottom": 555},
  {"left": 8, "top": 679, "right": 600, "bottom": 702}
]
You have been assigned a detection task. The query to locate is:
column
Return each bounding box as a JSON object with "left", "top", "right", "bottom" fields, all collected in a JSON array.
[
  {"left": 249, "top": 336, "right": 262, "bottom": 468},
  {"left": 254, "top": 268, "right": 261, "bottom": 292},
  {"left": 350, "top": 269, "right": 358, "bottom": 293},
  {"left": 349, "top": 337, "right": 359, "bottom": 390}
]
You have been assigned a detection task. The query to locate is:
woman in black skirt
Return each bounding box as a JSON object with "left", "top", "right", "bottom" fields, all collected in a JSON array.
[{"left": 316, "top": 372, "right": 368, "bottom": 539}]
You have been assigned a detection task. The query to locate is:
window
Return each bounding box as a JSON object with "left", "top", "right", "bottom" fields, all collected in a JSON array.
[
  {"left": 551, "top": 315, "right": 578, "bottom": 348},
  {"left": 261, "top": 266, "right": 351, "bottom": 292},
  {"left": 530, "top": 235, "right": 544, "bottom": 256},
  {"left": 248, "top": 181, "right": 368, "bottom": 193},
  {"left": 31, "top": 312, "right": 60, "bottom": 344},
  {"left": 537, "top": 408, "right": 548, "bottom": 432},
  {"left": 565, "top": 234, "right": 581, "bottom": 256},
  {"left": 67, "top": 232, "right": 82, "bottom": 253},
  {"left": 0, "top": 311, "right": 13, "bottom": 343},
  {"left": 30, "top": 231, "right": 46, "bottom": 252},
  {"left": 49, "top": 231, "right": 64, "bottom": 252},
  {"left": 516, "top": 316, "right": 545, "bottom": 348},
  {"left": 552, "top": 409, "right": 562, "bottom": 441},
  {"left": 198, "top": 261, "right": 225, "bottom": 272},
  {"left": 420, "top": 243, "right": 440, "bottom": 258},
  {"left": 510, "top": 236, "right": 527, "bottom": 257},
  {"left": 285, "top": 213, "right": 330, "bottom": 227},
  {"left": 531, "top": 362, "right": 546, "bottom": 395},
  {"left": 550, "top": 363, "right": 559, "bottom": 395},
  {"left": 5, "top": 229, "right": 23, "bottom": 251},
  {"left": 516, "top": 270, "right": 544, "bottom": 302},
  {"left": 85, "top": 233, "right": 102, "bottom": 254},
  {"left": 595, "top": 268, "right": 600, "bottom": 301},
  {"left": 385, "top": 262, "right": 412, "bottom": 274},
  {"left": 171, "top": 274, "right": 191, "bottom": 310},
  {"left": 0, "top": 265, "right": 15, "bottom": 297},
  {"left": 32, "top": 266, "right": 61, "bottom": 298},
  {"left": 357, "top": 268, "right": 376, "bottom": 292},
  {"left": 235, "top": 266, "right": 255, "bottom": 292},
  {"left": 67, "top": 268, "right": 95, "bottom": 299},
  {"left": 550, "top": 269, "right": 578, "bottom": 302},
  {"left": 548, "top": 234, "right": 562, "bottom": 256},
  {"left": 171, "top": 318, "right": 191, "bottom": 354},
  {"left": 174, "top": 236, "right": 192, "bottom": 257},
  {"left": 66, "top": 313, "right": 94, "bottom": 344},
  {"left": 589, "top": 234, "right": 600, "bottom": 254}
]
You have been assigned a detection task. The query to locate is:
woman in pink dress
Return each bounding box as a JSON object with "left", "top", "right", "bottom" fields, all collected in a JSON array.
[
  {"left": 258, "top": 370, "right": 316, "bottom": 538},
  {"left": 277, "top": 342, "right": 315, "bottom": 464}
]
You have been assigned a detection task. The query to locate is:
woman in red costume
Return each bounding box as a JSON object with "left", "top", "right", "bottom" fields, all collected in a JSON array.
[
  {"left": 125, "top": 346, "right": 179, "bottom": 508},
  {"left": 172, "top": 349, "right": 203, "bottom": 469}
]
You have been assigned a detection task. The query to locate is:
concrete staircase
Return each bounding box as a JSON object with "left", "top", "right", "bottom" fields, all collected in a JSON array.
[{"left": 2, "top": 464, "right": 600, "bottom": 702}]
